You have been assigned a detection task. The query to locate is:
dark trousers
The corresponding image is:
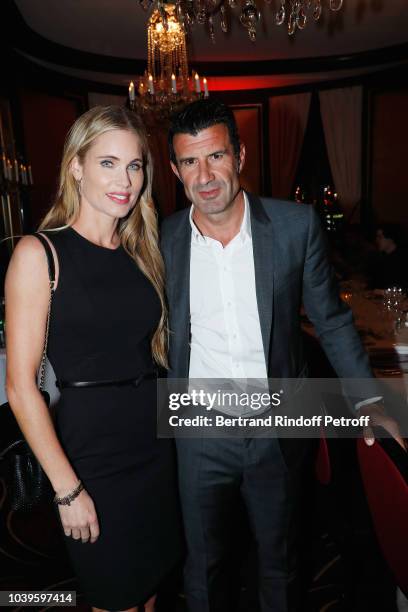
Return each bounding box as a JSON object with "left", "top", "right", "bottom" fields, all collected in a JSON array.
[{"left": 176, "top": 436, "right": 310, "bottom": 612}]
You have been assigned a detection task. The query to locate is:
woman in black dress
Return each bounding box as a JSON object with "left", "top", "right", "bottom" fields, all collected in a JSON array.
[{"left": 5, "top": 106, "right": 181, "bottom": 611}]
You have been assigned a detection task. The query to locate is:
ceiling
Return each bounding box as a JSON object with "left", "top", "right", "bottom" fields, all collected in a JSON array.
[
  {"left": 9, "top": 0, "right": 408, "bottom": 87},
  {"left": 13, "top": 0, "right": 408, "bottom": 62}
]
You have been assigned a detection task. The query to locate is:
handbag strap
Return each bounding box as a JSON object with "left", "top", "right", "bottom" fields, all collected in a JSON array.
[{"left": 33, "top": 233, "right": 56, "bottom": 392}]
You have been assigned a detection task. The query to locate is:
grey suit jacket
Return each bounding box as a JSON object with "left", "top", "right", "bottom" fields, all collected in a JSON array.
[{"left": 160, "top": 193, "right": 375, "bottom": 395}]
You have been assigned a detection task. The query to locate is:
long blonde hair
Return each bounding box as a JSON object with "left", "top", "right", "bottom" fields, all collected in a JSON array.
[{"left": 39, "top": 105, "right": 167, "bottom": 368}]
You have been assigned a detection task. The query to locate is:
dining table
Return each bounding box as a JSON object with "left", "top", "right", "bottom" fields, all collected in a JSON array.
[
  {"left": 301, "top": 281, "right": 408, "bottom": 437},
  {"left": 302, "top": 282, "right": 408, "bottom": 375},
  {"left": 339, "top": 284, "right": 408, "bottom": 380}
]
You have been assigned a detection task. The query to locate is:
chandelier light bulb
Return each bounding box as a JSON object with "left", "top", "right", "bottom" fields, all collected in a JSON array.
[
  {"left": 195, "top": 73, "right": 201, "bottom": 93},
  {"left": 203, "top": 78, "right": 209, "bottom": 98},
  {"left": 128, "top": 81, "right": 135, "bottom": 101}
]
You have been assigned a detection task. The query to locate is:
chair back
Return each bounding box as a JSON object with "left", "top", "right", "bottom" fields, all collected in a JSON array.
[{"left": 357, "top": 437, "right": 408, "bottom": 597}]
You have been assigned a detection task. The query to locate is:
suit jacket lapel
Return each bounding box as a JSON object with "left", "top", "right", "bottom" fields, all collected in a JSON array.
[
  {"left": 248, "top": 193, "right": 274, "bottom": 370},
  {"left": 170, "top": 210, "right": 191, "bottom": 377}
]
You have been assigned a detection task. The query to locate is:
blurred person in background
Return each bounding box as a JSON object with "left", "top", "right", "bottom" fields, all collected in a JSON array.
[{"left": 368, "top": 224, "right": 408, "bottom": 290}]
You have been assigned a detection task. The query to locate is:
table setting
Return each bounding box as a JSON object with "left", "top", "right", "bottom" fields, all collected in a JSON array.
[{"left": 338, "top": 282, "right": 408, "bottom": 378}]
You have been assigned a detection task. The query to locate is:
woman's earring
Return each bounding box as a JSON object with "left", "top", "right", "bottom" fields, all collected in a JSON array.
[{"left": 77, "top": 178, "right": 82, "bottom": 195}]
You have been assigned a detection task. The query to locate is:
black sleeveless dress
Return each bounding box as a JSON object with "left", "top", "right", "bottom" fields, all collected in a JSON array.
[{"left": 45, "top": 227, "right": 181, "bottom": 609}]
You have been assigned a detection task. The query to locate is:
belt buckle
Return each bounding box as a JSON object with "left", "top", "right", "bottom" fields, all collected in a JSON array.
[{"left": 132, "top": 374, "right": 144, "bottom": 388}]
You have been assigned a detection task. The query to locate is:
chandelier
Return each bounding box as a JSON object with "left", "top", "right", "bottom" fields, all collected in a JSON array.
[
  {"left": 137, "top": 0, "right": 344, "bottom": 42},
  {"left": 275, "top": 0, "right": 344, "bottom": 36},
  {"left": 129, "top": 3, "right": 208, "bottom": 123}
]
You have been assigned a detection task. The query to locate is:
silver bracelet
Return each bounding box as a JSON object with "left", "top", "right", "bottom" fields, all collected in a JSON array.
[{"left": 54, "top": 481, "right": 84, "bottom": 506}]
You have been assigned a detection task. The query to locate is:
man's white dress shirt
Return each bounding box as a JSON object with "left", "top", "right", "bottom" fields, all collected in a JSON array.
[{"left": 189, "top": 193, "right": 267, "bottom": 380}]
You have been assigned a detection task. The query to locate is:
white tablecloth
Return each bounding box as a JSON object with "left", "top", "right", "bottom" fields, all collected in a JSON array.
[{"left": 340, "top": 288, "right": 408, "bottom": 382}]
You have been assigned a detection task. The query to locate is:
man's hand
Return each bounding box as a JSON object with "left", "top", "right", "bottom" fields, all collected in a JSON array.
[{"left": 359, "top": 402, "right": 406, "bottom": 450}]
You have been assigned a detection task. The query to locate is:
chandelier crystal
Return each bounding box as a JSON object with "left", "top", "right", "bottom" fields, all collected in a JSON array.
[
  {"left": 138, "top": 0, "right": 344, "bottom": 42},
  {"left": 276, "top": 0, "right": 344, "bottom": 36}
]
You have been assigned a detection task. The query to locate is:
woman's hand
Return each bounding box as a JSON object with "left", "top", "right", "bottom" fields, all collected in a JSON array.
[{"left": 58, "top": 489, "right": 100, "bottom": 544}]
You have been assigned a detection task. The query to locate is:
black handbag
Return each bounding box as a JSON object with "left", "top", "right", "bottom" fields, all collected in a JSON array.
[{"left": 0, "top": 233, "right": 55, "bottom": 511}]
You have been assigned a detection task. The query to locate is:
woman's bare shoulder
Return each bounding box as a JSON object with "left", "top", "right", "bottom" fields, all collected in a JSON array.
[
  {"left": 13, "top": 234, "right": 45, "bottom": 255},
  {"left": 6, "top": 235, "right": 48, "bottom": 283}
]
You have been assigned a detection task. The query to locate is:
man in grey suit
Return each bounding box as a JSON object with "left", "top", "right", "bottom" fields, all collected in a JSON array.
[{"left": 160, "top": 99, "right": 401, "bottom": 612}]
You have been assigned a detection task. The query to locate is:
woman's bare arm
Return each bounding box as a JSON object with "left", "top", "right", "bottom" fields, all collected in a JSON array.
[{"left": 5, "top": 236, "right": 99, "bottom": 543}]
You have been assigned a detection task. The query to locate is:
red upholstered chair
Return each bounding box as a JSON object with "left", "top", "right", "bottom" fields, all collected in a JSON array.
[
  {"left": 315, "top": 430, "right": 331, "bottom": 485},
  {"left": 357, "top": 435, "right": 408, "bottom": 597}
]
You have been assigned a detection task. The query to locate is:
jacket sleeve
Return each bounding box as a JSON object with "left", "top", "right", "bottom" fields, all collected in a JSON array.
[{"left": 302, "top": 206, "right": 379, "bottom": 402}]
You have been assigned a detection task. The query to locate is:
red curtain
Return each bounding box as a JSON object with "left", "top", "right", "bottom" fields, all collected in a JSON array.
[{"left": 269, "top": 93, "right": 311, "bottom": 199}]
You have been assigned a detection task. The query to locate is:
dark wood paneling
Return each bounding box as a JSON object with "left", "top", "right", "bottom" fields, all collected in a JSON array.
[{"left": 20, "top": 91, "right": 83, "bottom": 227}]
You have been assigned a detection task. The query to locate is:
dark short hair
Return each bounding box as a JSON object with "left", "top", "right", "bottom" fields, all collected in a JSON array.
[{"left": 168, "top": 99, "right": 240, "bottom": 164}]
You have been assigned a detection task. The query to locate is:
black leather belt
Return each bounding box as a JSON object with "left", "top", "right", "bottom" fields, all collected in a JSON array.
[{"left": 56, "top": 370, "right": 157, "bottom": 389}]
